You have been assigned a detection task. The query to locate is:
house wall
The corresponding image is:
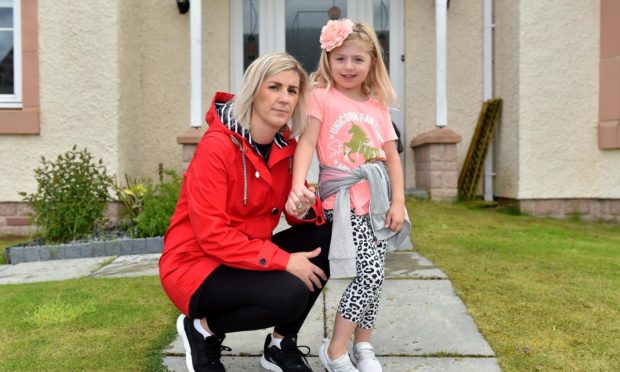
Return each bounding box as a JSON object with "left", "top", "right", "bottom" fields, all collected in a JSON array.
[
  {"left": 493, "top": 0, "right": 521, "bottom": 198},
  {"left": 404, "top": 0, "right": 483, "bottom": 190},
  {"left": 118, "top": 0, "right": 230, "bottom": 181},
  {"left": 516, "top": 0, "right": 620, "bottom": 200},
  {"left": 0, "top": 1, "right": 121, "bottom": 202},
  {"left": 0, "top": 0, "right": 231, "bottom": 202}
]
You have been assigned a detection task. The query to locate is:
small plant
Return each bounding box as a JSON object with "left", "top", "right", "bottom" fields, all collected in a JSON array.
[
  {"left": 19, "top": 146, "right": 114, "bottom": 243},
  {"left": 114, "top": 174, "right": 148, "bottom": 234},
  {"left": 135, "top": 164, "right": 182, "bottom": 237}
]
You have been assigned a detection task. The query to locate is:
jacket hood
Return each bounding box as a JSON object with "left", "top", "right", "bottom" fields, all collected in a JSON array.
[{"left": 206, "top": 92, "right": 292, "bottom": 154}]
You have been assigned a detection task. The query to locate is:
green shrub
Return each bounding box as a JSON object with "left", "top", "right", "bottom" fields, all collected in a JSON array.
[
  {"left": 135, "top": 166, "right": 181, "bottom": 237},
  {"left": 19, "top": 146, "right": 114, "bottom": 243}
]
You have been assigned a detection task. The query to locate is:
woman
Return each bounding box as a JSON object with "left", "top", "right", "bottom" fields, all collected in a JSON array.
[{"left": 159, "top": 52, "right": 331, "bottom": 372}]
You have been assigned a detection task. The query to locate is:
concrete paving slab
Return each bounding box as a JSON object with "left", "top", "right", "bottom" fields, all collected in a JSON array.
[
  {"left": 377, "top": 357, "right": 501, "bottom": 371},
  {"left": 90, "top": 253, "right": 161, "bottom": 278},
  {"left": 165, "top": 295, "right": 325, "bottom": 356},
  {"left": 164, "top": 355, "right": 326, "bottom": 371},
  {"left": 324, "top": 279, "right": 495, "bottom": 356},
  {"left": 385, "top": 252, "right": 447, "bottom": 279},
  {"left": 0, "top": 266, "right": 9, "bottom": 275},
  {"left": 0, "top": 256, "right": 114, "bottom": 284},
  {"left": 164, "top": 355, "right": 500, "bottom": 371}
]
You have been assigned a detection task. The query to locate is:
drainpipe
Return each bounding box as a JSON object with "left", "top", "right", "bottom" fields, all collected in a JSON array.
[
  {"left": 483, "top": 0, "right": 495, "bottom": 200},
  {"left": 190, "top": 0, "right": 202, "bottom": 127},
  {"left": 435, "top": 0, "right": 448, "bottom": 127}
]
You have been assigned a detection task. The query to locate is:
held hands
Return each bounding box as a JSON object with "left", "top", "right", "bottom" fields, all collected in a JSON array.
[
  {"left": 385, "top": 203, "right": 405, "bottom": 233},
  {"left": 285, "top": 248, "right": 327, "bottom": 292},
  {"left": 285, "top": 184, "right": 316, "bottom": 217}
]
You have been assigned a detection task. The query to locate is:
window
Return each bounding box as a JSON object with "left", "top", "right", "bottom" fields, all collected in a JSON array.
[
  {"left": 0, "top": 0, "right": 39, "bottom": 135},
  {"left": 0, "top": 0, "right": 21, "bottom": 107}
]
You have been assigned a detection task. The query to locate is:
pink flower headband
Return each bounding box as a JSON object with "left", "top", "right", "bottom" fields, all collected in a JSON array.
[{"left": 320, "top": 18, "right": 355, "bottom": 52}]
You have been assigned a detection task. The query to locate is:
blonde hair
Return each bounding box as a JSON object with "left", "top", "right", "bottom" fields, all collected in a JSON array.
[
  {"left": 232, "top": 52, "right": 309, "bottom": 137},
  {"left": 310, "top": 22, "right": 397, "bottom": 108}
]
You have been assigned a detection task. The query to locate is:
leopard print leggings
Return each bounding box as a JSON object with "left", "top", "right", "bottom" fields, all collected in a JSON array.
[{"left": 325, "top": 209, "right": 388, "bottom": 329}]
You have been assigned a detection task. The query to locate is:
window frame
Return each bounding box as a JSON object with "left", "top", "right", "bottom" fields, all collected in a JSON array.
[
  {"left": 0, "top": 0, "right": 22, "bottom": 107},
  {"left": 0, "top": 0, "right": 39, "bottom": 135}
]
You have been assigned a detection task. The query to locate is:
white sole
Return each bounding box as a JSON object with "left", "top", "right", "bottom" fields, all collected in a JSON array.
[
  {"left": 176, "top": 314, "right": 195, "bottom": 372},
  {"left": 259, "top": 354, "right": 283, "bottom": 372}
]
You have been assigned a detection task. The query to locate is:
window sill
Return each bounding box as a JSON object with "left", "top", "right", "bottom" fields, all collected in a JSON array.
[{"left": 0, "top": 108, "right": 40, "bottom": 134}]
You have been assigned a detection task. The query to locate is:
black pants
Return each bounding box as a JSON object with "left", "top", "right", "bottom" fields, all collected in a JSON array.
[{"left": 188, "top": 222, "right": 332, "bottom": 337}]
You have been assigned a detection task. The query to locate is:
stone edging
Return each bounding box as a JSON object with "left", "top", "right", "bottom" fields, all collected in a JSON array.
[{"left": 5, "top": 237, "right": 163, "bottom": 264}]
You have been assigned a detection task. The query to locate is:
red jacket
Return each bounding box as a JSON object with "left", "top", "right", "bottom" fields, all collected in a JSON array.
[{"left": 160, "top": 92, "right": 324, "bottom": 315}]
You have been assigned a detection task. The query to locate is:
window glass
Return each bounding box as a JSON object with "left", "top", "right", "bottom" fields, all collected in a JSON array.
[
  {"left": 243, "top": 0, "right": 259, "bottom": 70},
  {"left": 285, "top": 0, "right": 347, "bottom": 74},
  {"left": 0, "top": 0, "right": 13, "bottom": 95},
  {"left": 374, "top": 0, "right": 389, "bottom": 72},
  {"left": 0, "top": 6, "right": 12, "bottom": 28}
]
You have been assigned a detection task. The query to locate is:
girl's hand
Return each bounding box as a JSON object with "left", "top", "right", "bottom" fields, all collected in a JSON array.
[
  {"left": 385, "top": 203, "right": 405, "bottom": 232},
  {"left": 286, "top": 185, "right": 316, "bottom": 217}
]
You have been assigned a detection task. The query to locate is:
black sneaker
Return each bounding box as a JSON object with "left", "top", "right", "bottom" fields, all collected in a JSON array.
[
  {"left": 260, "top": 334, "right": 313, "bottom": 371},
  {"left": 176, "top": 314, "right": 231, "bottom": 372}
]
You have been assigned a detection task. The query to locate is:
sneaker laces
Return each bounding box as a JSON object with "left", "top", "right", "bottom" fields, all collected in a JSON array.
[
  {"left": 282, "top": 338, "right": 312, "bottom": 367},
  {"left": 203, "top": 336, "right": 232, "bottom": 362}
]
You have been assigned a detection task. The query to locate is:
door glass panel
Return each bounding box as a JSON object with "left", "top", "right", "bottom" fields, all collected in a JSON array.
[
  {"left": 374, "top": 0, "right": 389, "bottom": 72},
  {"left": 285, "top": 0, "right": 347, "bottom": 74},
  {"left": 243, "top": 0, "right": 259, "bottom": 70}
]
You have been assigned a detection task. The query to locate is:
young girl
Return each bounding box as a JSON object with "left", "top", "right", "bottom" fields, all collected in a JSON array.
[{"left": 286, "top": 19, "right": 410, "bottom": 372}]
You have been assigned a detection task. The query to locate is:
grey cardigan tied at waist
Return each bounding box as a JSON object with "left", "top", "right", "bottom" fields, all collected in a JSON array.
[{"left": 319, "top": 163, "right": 411, "bottom": 278}]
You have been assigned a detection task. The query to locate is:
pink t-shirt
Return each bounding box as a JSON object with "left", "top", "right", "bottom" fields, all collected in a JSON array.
[{"left": 307, "top": 87, "right": 397, "bottom": 215}]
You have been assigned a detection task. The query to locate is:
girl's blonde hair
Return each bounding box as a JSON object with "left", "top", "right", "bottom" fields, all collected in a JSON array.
[
  {"left": 310, "top": 21, "right": 397, "bottom": 108},
  {"left": 233, "top": 52, "right": 310, "bottom": 137}
]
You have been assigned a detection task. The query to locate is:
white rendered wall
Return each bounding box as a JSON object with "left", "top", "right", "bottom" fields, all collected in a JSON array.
[{"left": 515, "top": 0, "right": 619, "bottom": 199}]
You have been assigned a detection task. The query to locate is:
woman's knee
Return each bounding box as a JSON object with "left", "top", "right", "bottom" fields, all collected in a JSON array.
[{"left": 268, "top": 275, "right": 310, "bottom": 318}]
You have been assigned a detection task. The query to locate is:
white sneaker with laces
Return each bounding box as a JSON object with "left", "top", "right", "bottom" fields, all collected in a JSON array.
[
  {"left": 352, "top": 342, "right": 382, "bottom": 372},
  {"left": 319, "top": 338, "right": 359, "bottom": 372}
]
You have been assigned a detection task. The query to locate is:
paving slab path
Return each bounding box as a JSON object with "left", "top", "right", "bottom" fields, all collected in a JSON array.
[{"left": 161, "top": 250, "right": 500, "bottom": 371}]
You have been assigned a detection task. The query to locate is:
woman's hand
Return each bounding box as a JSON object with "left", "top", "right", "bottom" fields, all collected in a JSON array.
[
  {"left": 385, "top": 203, "right": 405, "bottom": 233},
  {"left": 285, "top": 185, "right": 316, "bottom": 217},
  {"left": 285, "top": 247, "right": 327, "bottom": 291}
]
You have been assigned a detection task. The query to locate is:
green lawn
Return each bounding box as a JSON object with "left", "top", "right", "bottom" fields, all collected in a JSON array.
[
  {"left": 409, "top": 199, "right": 620, "bottom": 372},
  {"left": 0, "top": 200, "right": 618, "bottom": 371},
  {"left": 0, "top": 276, "right": 178, "bottom": 371}
]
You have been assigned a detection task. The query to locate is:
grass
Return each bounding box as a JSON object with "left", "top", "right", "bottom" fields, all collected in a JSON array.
[
  {"left": 409, "top": 199, "right": 620, "bottom": 371},
  {"left": 0, "top": 276, "right": 178, "bottom": 371}
]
